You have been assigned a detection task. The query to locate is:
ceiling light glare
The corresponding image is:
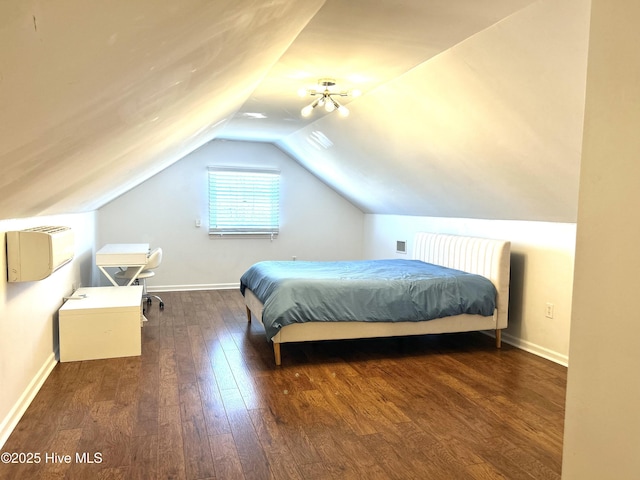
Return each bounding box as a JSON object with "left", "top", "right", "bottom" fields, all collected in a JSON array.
[
  {"left": 309, "top": 130, "right": 334, "bottom": 149},
  {"left": 242, "top": 112, "right": 267, "bottom": 119}
]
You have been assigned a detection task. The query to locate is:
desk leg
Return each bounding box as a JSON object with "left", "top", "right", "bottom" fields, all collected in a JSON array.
[
  {"left": 98, "top": 265, "right": 145, "bottom": 286},
  {"left": 124, "top": 266, "right": 145, "bottom": 286},
  {"left": 98, "top": 266, "right": 119, "bottom": 286}
]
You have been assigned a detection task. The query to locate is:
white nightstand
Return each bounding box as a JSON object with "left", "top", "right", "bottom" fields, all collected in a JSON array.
[{"left": 59, "top": 286, "right": 143, "bottom": 362}]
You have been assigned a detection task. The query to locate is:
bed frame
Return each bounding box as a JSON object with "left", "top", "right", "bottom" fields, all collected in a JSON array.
[{"left": 244, "top": 232, "right": 511, "bottom": 365}]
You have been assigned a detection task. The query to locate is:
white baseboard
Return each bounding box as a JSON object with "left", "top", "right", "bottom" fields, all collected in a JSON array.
[
  {"left": 0, "top": 352, "right": 58, "bottom": 449},
  {"left": 148, "top": 283, "right": 240, "bottom": 292},
  {"left": 500, "top": 331, "right": 568, "bottom": 367}
]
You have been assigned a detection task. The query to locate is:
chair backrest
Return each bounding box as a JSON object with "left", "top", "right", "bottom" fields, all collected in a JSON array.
[{"left": 145, "top": 247, "right": 163, "bottom": 270}]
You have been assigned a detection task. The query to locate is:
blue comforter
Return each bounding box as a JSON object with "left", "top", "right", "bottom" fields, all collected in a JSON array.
[{"left": 240, "top": 259, "right": 497, "bottom": 340}]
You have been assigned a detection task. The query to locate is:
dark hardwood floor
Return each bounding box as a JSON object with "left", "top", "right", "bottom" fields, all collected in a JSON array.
[{"left": 0, "top": 290, "right": 567, "bottom": 479}]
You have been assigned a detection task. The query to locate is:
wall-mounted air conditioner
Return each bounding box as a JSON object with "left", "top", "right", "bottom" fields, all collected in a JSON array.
[{"left": 6, "top": 226, "right": 75, "bottom": 282}]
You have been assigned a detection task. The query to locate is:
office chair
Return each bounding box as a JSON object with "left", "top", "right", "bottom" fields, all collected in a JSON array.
[{"left": 115, "top": 247, "right": 165, "bottom": 309}]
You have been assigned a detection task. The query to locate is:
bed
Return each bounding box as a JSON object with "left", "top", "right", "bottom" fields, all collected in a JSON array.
[{"left": 241, "top": 232, "right": 511, "bottom": 365}]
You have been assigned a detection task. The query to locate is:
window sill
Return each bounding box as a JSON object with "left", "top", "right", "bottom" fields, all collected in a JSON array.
[{"left": 208, "top": 232, "right": 278, "bottom": 240}]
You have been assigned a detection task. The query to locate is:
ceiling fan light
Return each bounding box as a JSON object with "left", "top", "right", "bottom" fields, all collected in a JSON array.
[{"left": 299, "top": 78, "right": 355, "bottom": 118}]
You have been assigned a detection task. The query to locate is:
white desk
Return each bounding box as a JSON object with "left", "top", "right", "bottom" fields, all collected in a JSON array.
[
  {"left": 96, "top": 243, "right": 149, "bottom": 286},
  {"left": 59, "top": 286, "right": 143, "bottom": 362}
]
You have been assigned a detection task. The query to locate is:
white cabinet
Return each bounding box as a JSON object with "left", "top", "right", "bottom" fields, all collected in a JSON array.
[{"left": 59, "top": 286, "right": 143, "bottom": 362}]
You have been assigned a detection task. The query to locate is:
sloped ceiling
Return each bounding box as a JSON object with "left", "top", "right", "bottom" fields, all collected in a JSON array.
[
  {"left": 276, "top": 0, "right": 591, "bottom": 221},
  {"left": 0, "top": 0, "right": 325, "bottom": 219},
  {"left": 0, "top": 0, "right": 590, "bottom": 222}
]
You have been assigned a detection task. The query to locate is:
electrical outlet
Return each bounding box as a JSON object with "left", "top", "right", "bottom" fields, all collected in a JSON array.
[{"left": 545, "top": 303, "right": 554, "bottom": 319}]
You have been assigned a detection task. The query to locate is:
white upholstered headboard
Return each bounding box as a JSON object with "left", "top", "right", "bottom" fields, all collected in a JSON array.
[{"left": 412, "top": 232, "right": 511, "bottom": 328}]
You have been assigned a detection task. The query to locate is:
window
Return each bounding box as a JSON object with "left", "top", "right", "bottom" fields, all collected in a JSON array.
[{"left": 208, "top": 167, "right": 280, "bottom": 237}]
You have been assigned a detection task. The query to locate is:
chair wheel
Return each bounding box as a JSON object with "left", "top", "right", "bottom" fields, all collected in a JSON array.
[
  {"left": 159, "top": 302, "right": 165, "bottom": 310},
  {"left": 147, "top": 298, "right": 152, "bottom": 305}
]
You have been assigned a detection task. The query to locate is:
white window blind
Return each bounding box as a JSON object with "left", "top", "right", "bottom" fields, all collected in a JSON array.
[{"left": 208, "top": 167, "right": 280, "bottom": 237}]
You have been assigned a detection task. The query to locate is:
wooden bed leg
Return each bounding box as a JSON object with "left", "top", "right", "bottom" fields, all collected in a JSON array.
[
  {"left": 246, "top": 306, "right": 251, "bottom": 323},
  {"left": 495, "top": 329, "right": 502, "bottom": 348},
  {"left": 273, "top": 343, "right": 281, "bottom": 366}
]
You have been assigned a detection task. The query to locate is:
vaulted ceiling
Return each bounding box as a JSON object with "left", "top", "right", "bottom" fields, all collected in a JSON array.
[{"left": 0, "top": 0, "right": 590, "bottom": 222}]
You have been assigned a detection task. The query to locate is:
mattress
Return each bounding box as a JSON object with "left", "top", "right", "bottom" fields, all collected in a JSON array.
[{"left": 240, "top": 259, "right": 497, "bottom": 340}]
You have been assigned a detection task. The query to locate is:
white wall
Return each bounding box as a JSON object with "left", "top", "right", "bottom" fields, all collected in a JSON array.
[
  {"left": 364, "top": 214, "right": 575, "bottom": 365},
  {"left": 0, "top": 212, "right": 96, "bottom": 448},
  {"left": 562, "top": 0, "right": 640, "bottom": 477},
  {"left": 97, "top": 140, "right": 365, "bottom": 289}
]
